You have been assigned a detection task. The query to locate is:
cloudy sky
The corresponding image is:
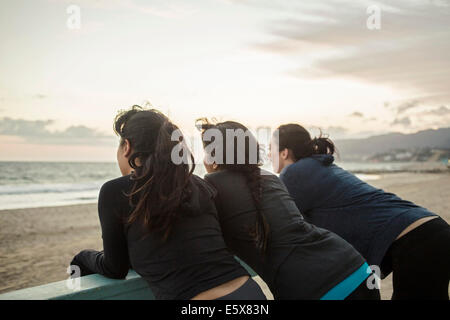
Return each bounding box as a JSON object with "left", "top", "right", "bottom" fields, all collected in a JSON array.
[{"left": 0, "top": 0, "right": 449, "bottom": 161}]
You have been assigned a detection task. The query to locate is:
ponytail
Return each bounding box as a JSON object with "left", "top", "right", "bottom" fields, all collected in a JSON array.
[
  {"left": 243, "top": 166, "right": 270, "bottom": 253},
  {"left": 310, "top": 136, "right": 335, "bottom": 156},
  {"left": 277, "top": 124, "right": 336, "bottom": 161}
]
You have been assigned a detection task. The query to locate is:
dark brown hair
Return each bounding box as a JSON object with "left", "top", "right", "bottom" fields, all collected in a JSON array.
[
  {"left": 276, "top": 124, "right": 335, "bottom": 161},
  {"left": 114, "top": 105, "right": 195, "bottom": 240},
  {"left": 196, "top": 118, "right": 270, "bottom": 253}
]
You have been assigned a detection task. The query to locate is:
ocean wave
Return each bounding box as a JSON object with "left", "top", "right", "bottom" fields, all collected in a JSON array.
[{"left": 0, "top": 182, "right": 103, "bottom": 196}]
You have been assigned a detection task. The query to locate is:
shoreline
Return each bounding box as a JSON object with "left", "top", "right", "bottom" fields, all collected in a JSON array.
[
  {"left": 1, "top": 172, "right": 449, "bottom": 299},
  {"left": 1, "top": 163, "right": 447, "bottom": 211},
  {"left": 352, "top": 169, "right": 449, "bottom": 174},
  {"left": 0, "top": 200, "right": 99, "bottom": 212}
]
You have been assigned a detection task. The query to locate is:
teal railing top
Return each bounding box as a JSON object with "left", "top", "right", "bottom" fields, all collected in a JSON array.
[
  {"left": 0, "top": 258, "right": 257, "bottom": 300},
  {"left": 0, "top": 270, "right": 155, "bottom": 300}
]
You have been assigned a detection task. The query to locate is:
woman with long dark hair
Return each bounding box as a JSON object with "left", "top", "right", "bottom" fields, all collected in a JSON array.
[
  {"left": 196, "top": 118, "right": 380, "bottom": 300},
  {"left": 272, "top": 123, "right": 450, "bottom": 300},
  {"left": 70, "top": 106, "right": 266, "bottom": 300}
]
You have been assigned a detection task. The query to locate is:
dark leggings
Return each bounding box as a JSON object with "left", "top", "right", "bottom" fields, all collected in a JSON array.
[
  {"left": 382, "top": 217, "right": 450, "bottom": 300},
  {"left": 215, "top": 277, "right": 267, "bottom": 300}
]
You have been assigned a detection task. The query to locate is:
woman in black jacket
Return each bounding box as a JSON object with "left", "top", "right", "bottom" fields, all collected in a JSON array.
[
  {"left": 196, "top": 118, "right": 380, "bottom": 300},
  {"left": 70, "top": 106, "right": 266, "bottom": 300}
]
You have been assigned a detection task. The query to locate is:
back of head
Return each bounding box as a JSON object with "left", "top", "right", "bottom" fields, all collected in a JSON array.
[
  {"left": 196, "top": 118, "right": 269, "bottom": 253},
  {"left": 277, "top": 124, "right": 335, "bottom": 161},
  {"left": 197, "top": 119, "right": 262, "bottom": 170},
  {"left": 114, "top": 105, "right": 195, "bottom": 240}
]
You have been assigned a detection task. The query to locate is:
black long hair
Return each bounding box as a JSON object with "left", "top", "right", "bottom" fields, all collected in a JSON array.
[
  {"left": 196, "top": 118, "right": 270, "bottom": 253},
  {"left": 114, "top": 105, "right": 195, "bottom": 240},
  {"left": 276, "top": 124, "right": 335, "bottom": 161}
]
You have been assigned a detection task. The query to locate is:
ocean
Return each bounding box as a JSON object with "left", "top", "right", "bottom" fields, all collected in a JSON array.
[
  {"left": 0, "top": 162, "right": 121, "bottom": 210},
  {"left": 0, "top": 160, "right": 441, "bottom": 210}
]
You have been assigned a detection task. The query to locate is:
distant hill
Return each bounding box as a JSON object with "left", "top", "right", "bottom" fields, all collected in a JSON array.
[{"left": 334, "top": 127, "right": 450, "bottom": 161}]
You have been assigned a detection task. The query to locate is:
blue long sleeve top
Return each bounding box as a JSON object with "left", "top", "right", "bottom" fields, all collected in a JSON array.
[{"left": 279, "top": 154, "right": 437, "bottom": 277}]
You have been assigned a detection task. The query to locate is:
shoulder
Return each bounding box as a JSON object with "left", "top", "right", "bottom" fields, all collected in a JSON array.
[
  {"left": 205, "top": 168, "right": 285, "bottom": 194},
  {"left": 204, "top": 170, "right": 246, "bottom": 187},
  {"left": 279, "top": 158, "right": 327, "bottom": 193},
  {"left": 257, "top": 168, "right": 291, "bottom": 193},
  {"left": 204, "top": 170, "right": 253, "bottom": 201},
  {"left": 190, "top": 174, "right": 217, "bottom": 199},
  {"left": 97, "top": 176, "right": 133, "bottom": 219},
  {"left": 259, "top": 168, "right": 283, "bottom": 185},
  {"left": 99, "top": 175, "right": 133, "bottom": 198},
  {"left": 260, "top": 168, "right": 279, "bottom": 180},
  {"left": 281, "top": 156, "right": 328, "bottom": 178}
]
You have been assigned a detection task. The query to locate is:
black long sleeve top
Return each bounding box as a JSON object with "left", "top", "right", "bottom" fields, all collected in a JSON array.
[
  {"left": 71, "top": 174, "right": 248, "bottom": 300},
  {"left": 204, "top": 169, "right": 366, "bottom": 299}
]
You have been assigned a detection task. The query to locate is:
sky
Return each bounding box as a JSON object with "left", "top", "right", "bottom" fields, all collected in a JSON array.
[{"left": 0, "top": 0, "right": 449, "bottom": 161}]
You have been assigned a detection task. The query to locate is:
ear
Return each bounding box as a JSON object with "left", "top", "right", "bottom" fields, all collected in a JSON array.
[
  {"left": 212, "top": 162, "right": 219, "bottom": 170},
  {"left": 122, "top": 139, "right": 132, "bottom": 157},
  {"left": 280, "top": 148, "right": 289, "bottom": 160}
]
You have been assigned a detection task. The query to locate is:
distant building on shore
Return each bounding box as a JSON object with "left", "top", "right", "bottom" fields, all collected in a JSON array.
[{"left": 368, "top": 148, "right": 450, "bottom": 163}]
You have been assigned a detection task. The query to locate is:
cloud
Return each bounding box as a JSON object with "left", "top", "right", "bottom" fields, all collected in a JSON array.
[
  {"left": 250, "top": 40, "right": 305, "bottom": 55},
  {"left": 383, "top": 102, "right": 450, "bottom": 129},
  {"left": 395, "top": 100, "right": 421, "bottom": 114},
  {"left": 421, "top": 105, "right": 450, "bottom": 116},
  {"left": 385, "top": 98, "right": 449, "bottom": 117},
  {"left": 324, "top": 126, "right": 348, "bottom": 136},
  {"left": 0, "top": 117, "right": 115, "bottom": 145},
  {"left": 349, "top": 111, "right": 364, "bottom": 117},
  {"left": 347, "top": 111, "right": 378, "bottom": 123},
  {"left": 391, "top": 116, "right": 411, "bottom": 127},
  {"left": 246, "top": 0, "right": 450, "bottom": 104},
  {"left": 0, "top": 118, "right": 54, "bottom": 137},
  {"left": 308, "top": 125, "right": 349, "bottom": 139},
  {"left": 56, "top": 0, "right": 198, "bottom": 19}
]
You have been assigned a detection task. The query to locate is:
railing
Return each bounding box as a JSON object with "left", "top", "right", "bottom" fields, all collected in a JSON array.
[{"left": 0, "top": 258, "right": 258, "bottom": 300}]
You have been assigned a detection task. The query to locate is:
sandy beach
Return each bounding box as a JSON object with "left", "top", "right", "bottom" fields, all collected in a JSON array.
[{"left": 0, "top": 172, "right": 449, "bottom": 299}]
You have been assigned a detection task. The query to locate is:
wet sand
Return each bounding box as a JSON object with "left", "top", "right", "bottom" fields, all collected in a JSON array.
[{"left": 0, "top": 172, "right": 449, "bottom": 299}]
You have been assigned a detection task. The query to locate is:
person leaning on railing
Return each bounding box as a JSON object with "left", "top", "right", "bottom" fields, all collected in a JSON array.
[{"left": 70, "top": 106, "right": 266, "bottom": 300}]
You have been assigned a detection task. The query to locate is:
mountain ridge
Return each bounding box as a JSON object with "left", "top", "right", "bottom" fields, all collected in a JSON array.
[{"left": 334, "top": 127, "right": 450, "bottom": 160}]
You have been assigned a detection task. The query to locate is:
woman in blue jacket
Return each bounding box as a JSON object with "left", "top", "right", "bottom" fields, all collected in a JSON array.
[{"left": 271, "top": 123, "right": 450, "bottom": 300}]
